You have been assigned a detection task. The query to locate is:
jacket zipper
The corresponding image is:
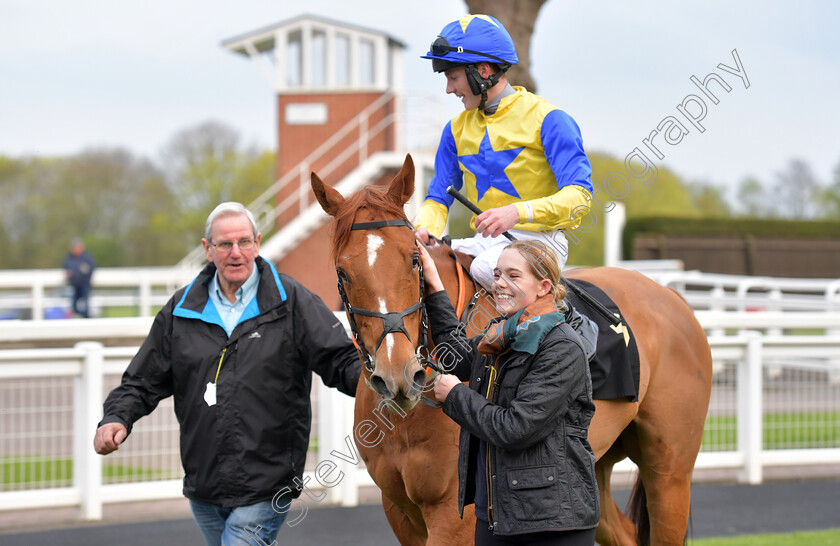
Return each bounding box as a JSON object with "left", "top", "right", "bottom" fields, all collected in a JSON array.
[{"left": 484, "top": 348, "right": 510, "bottom": 530}]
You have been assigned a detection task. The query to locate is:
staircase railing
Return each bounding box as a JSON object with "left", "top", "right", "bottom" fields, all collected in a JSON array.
[{"left": 178, "top": 91, "right": 413, "bottom": 269}]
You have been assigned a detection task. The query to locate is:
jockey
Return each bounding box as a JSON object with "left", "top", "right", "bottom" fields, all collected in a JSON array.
[{"left": 414, "top": 14, "right": 595, "bottom": 292}]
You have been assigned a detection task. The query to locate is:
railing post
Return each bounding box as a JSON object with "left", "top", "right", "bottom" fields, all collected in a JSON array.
[
  {"left": 32, "top": 279, "right": 45, "bottom": 320},
  {"left": 338, "top": 392, "right": 358, "bottom": 507},
  {"left": 317, "top": 378, "right": 341, "bottom": 505},
  {"left": 603, "top": 202, "right": 625, "bottom": 268},
  {"left": 139, "top": 278, "right": 152, "bottom": 317},
  {"left": 74, "top": 342, "right": 104, "bottom": 520},
  {"left": 737, "top": 332, "right": 763, "bottom": 484}
]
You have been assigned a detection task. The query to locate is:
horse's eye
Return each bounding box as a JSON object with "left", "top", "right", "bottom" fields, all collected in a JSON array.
[
  {"left": 337, "top": 269, "right": 349, "bottom": 283},
  {"left": 411, "top": 254, "right": 420, "bottom": 269}
]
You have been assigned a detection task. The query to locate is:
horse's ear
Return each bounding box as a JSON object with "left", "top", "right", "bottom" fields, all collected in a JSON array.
[
  {"left": 311, "top": 172, "right": 345, "bottom": 217},
  {"left": 386, "top": 154, "right": 415, "bottom": 206}
]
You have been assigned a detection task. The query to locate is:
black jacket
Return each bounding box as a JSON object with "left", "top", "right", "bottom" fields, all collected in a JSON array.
[
  {"left": 427, "top": 291, "right": 599, "bottom": 535},
  {"left": 100, "top": 257, "right": 360, "bottom": 507}
]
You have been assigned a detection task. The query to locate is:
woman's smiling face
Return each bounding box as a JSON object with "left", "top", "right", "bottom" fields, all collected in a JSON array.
[{"left": 492, "top": 247, "right": 551, "bottom": 317}]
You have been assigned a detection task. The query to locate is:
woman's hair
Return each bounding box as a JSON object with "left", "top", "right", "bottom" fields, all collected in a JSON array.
[{"left": 505, "top": 240, "right": 567, "bottom": 304}]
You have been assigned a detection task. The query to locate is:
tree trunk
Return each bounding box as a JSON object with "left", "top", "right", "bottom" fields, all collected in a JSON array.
[{"left": 463, "top": 0, "right": 548, "bottom": 93}]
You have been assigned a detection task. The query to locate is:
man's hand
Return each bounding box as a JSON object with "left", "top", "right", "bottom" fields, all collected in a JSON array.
[
  {"left": 474, "top": 205, "right": 520, "bottom": 238},
  {"left": 415, "top": 227, "right": 434, "bottom": 246},
  {"left": 94, "top": 422, "right": 128, "bottom": 455}
]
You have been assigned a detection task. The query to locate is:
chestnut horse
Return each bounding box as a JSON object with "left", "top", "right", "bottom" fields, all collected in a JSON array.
[{"left": 311, "top": 155, "right": 713, "bottom": 545}]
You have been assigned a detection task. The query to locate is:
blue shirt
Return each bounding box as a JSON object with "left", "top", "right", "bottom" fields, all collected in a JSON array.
[{"left": 209, "top": 266, "right": 260, "bottom": 336}]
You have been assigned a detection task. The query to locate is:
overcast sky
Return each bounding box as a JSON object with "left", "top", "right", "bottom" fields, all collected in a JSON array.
[{"left": 2, "top": 0, "right": 838, "bottom": 197}]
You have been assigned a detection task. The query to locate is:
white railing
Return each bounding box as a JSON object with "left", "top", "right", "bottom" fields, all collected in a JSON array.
[
  {"left": 648, "top": 270, "right": 840, "bottom": 313},
  {"left": 1, "top": 314, "right": 838, "bottom": 520},
  {"left": 7, "top": 265, "right": 836, "bottom": 321},
  {"left": 0, "top": 267, "right": 199, "bottom": 320}
]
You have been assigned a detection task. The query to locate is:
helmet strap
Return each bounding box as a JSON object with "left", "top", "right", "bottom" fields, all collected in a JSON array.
[{"left": 465, "top": 63, "right": 511, "bottom": 111}]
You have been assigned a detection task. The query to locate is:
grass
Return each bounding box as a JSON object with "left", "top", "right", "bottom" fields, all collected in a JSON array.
[
  {"left": 1, "top": 456, "right": 179, "bottom": 489},
  {"left": 99, "top": 306, "right": 140, "bottom": 318},
  {"left": 701, "top": 411, "right": 840, "bottom": 451},
  {"left": 689, "top": 529, "right": 840, "bottom": 545}
]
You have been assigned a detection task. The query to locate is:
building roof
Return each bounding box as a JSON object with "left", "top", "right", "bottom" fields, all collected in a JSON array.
[{"left": 221, "top": 13, "right": 407, "bottom": 55}]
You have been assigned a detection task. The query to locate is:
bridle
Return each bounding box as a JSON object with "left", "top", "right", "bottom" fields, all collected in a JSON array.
[{"left": 336, "top": 218, "right": 431, "bottom": 374}]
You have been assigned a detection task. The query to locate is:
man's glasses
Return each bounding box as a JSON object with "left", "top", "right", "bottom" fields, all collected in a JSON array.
[
  {"left": 429, "top": 36, "right": 508, "bottom": 65},
  {"left": 209, "top": 238, "right": 256, "bottom": 253}
]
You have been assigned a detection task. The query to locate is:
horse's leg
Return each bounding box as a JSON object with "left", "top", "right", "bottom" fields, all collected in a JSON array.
[
  {"left": 382, "top": 493, "right": 428, "bottom": 546},
  {"left": 589, "top": 398, "right": 641, "bottom": 545},
  {"left": 421, "top": 502, "right": 475, "bottom": 545},
  {"left": 625, "top": 372, "right": 709, "bottom": 544},
  {"left": 623, "top": 416, "right": 701, "bottom": 545},
  {"left": 594, "top": 443, "right": 637, "bottom": 546}
]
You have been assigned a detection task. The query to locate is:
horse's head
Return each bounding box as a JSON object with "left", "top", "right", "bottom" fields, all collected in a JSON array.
[{"left": 312, "top": 154, "right": 429, "bottom": 411}]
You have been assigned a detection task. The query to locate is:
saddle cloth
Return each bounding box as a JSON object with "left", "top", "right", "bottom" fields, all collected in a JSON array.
[{"left": 565, "top": 278, "right": 640, "bottom": 402}]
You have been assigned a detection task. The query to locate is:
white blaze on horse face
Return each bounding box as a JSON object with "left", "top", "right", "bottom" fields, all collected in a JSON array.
[
  {"left": 378, "top": 297, "right": 395, "bottom": 360},
  {"left": 367, "top": 234, "right": 385, "bottom": 268}
]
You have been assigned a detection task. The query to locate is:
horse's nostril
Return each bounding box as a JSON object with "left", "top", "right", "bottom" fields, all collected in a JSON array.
[
  {"left": 369, "top": 374, "right": 394, "bottom": 398},
  {"left": 411, "top": 369, "right": 428, "bottom": 395}
]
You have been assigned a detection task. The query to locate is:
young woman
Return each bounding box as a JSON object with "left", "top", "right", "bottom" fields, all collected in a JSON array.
[{"left": 420, "top": 239, "right": 599, "bottom": 545}]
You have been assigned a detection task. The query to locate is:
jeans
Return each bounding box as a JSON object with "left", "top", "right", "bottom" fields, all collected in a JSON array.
[
  {"left": 71, "top": 284, "right": 90, "bottom": 318},
  {"left": 190, "top": 496, "right": 291, "bottom": 546},
  {"left": 474, "top": 519, "right": 596, "bottom": 545}
]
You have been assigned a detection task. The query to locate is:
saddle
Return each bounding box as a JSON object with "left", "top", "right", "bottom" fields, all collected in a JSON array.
[{"left": 564, "top": 278, "right": 640, "bottom": 402}]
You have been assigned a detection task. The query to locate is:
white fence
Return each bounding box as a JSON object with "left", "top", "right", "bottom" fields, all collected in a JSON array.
[
  {"left": 1, "top": 312, "right": 839, "bottom": 521},
  {"left": 0, "top": 267, "right": 199, "bottom": 320},
  {"left": 651, "top": 270, "right": 840, "bottom": 313}
]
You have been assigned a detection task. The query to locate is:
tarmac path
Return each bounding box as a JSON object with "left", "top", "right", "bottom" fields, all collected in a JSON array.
[{"left": 0, "top": 479, "right": 838, "bottom": 545}]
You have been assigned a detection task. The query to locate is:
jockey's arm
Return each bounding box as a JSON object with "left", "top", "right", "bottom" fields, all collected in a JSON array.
[
  {"left": 414, "top": 199, "right": 449, "bottom": 241},
  {"left": 512, "top": 184, "right": 592, "bottom": 231},
  {"left": 416, "top": 185, "right": 592, "bottom": 240}
]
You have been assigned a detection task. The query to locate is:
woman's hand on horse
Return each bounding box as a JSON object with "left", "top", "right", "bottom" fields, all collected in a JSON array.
[
  {"left": 417, "top": 244, "right": 445, "bottom": 294},
  {"left": 475, "top": 205, "right": 519, "bottom": 238},
  {"left": 432, "top": 373, "right": 462, "bottom": 403},
  {"left": 415, "top": 227, "right": 434, "bottom": 246}
]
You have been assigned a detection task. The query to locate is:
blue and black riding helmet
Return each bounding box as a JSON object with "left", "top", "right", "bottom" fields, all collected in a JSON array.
[{"left": 421, "top": 15, "right": 519, "bottom": 109}]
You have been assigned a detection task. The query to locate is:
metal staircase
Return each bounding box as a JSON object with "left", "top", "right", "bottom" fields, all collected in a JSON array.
[
  {"left": 259, "top": 150, "right": 434, "bottom": 262},
  {"left": 176, "top": 91, "right": 444, "bottom": 269}
]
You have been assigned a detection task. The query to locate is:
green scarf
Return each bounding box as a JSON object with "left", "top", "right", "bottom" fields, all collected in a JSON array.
[{"left": 478, "top": 294, "right": 565, "bottom": 356}]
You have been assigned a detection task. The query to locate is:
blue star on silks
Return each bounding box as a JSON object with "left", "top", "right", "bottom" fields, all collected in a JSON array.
[{"left": 458, "top": 130, "right": 525, "bottom": 202}]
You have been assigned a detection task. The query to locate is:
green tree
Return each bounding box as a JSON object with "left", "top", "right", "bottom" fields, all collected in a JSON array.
[
  {"left": 689, "top": 181, "right": 731, "bottom": 217},
  {"left": 0, "top": 124, "right": 275, "bottom": 269},
  {"left": 773, "top": 158, "right": 820, "bottom": 219},
  {"left": 161, "top": 121, "right": 276, "bottom": 244},
  {"left": 816, "top": 159, "right": 840, "bottom": 220},
  {"left": 736, "top": 176, "right": 770, "bottom": 217},
  {"left": 566, "top": 152, "right": 707, "bottom": 266}
]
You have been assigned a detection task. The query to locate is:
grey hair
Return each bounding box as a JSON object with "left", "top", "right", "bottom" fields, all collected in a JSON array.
[{"left": 204, "top": 202, "right": 258, "bottom": 241}]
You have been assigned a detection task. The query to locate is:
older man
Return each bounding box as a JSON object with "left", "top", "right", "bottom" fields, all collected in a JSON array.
[{"left": 94, "top": 202, "right": 360, "bottom": 546}]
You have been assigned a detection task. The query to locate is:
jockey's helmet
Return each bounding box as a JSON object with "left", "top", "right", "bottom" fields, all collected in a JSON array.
[{"left": 421, "top": 15, "right": 518, "bottom": 104}]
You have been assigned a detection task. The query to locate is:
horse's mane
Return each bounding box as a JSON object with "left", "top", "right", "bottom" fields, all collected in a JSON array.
[{"left": 330, "top": 185, "right": 409, "bottom": 259}]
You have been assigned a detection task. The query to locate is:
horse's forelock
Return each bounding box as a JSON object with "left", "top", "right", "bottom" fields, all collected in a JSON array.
[{"left": 330, "top": 186, "right": 410, "bottom": 261}]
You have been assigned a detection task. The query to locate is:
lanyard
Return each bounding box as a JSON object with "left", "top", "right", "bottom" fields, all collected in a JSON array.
[{"left": 213, "top": 348, "right": 227, "bottom": 384}]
